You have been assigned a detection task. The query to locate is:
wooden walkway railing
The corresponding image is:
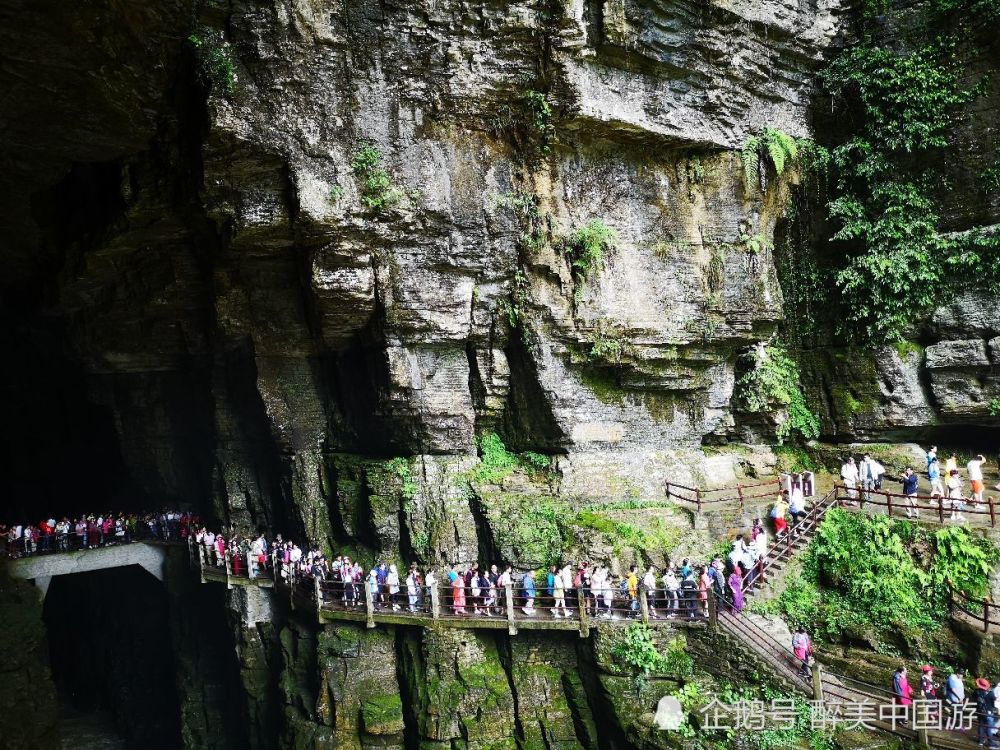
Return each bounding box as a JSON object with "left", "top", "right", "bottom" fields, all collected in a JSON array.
[
  {"left": 664, "top": 478, "right": 781, "bottom": 513},
  {"left": 835, "top": 483, "right": 999, "bottom": 527},
  {"left": 712, "top": 490, "right": 984, "bottom": 749},
  {"left": 189, "top": 538, "right": 711, "bottom": 637}
]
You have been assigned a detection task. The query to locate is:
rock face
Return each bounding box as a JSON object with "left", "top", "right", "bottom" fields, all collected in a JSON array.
[{"left": 15, "top": 0, "right": 978, "bottom": 748}]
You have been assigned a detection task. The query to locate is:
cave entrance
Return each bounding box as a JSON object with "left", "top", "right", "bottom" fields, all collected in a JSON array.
[
  {"left": 912, "top": 425, "right": 1000, "bottom": 462},
  {"left": 42, "top": 565, "right": 182, "bottom": 750},
  {"left": 0, "top": 309, "right": 138, "bottom": 521}
]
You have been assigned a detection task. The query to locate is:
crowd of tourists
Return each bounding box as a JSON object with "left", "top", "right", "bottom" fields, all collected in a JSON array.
[
  {"left": 888, "top": 665, "right": 1000, "bottom": 747},
  {"left": 193, "top": 522, "right": 758, "bottom": 620},
  {"left": 2, "top": 511, "right": 195, "bottom": 557},
  {"left": 839, "top": 446, "right": 998, "bottom": 521}
]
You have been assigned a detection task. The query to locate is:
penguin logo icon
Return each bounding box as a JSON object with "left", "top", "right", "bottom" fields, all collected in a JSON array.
[{"left": 653, "top": 695, "right": 684, "bottom": 730}]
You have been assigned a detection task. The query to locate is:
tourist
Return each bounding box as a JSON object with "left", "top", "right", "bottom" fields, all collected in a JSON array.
[
  {"left": 929, "top": 456, "right": 945, "bottom": 497},
  {"left": 859, "top": 453, "right": 885, "bottom": 505},
  {"left": 892, "top": 666, "right": 913, "bottom": 705},
  {"left": 552, "top": 566, "right": 567, "bottom": 618},
  {"left": 974, "top": 677, "right": 998, "bottom": 748},
  {"left": 561, "top": 563, "right": 574, "bottom": 613},
  {"left": 480, "top": 569, "right": 495, "bottom": 616},
  {"left": 921, "top": 665, "right": 938, "bottom": 704},
  {"left": 771, "top": 494, "right": 789, "bottom": 539},
  {"left": 789, "top": 483, "right": 808, "bottom": 529},
  {"left": 589, "top": 566, "right": 605, "bottom": 616},
  {"left": 728, "top": 564, "right": 745, "bottom": 613},
  {"left": 841, "top": 456, "right": 859, "bottom": 505},
  {"left": 368, "top": 569, "right": 380, "bottom": 609},
  {"left": 792, "top": 626, "right": 813, "bottom": 679},
  {"left": 946, "top": 454, "right": 959, "bottom": 477},
  {"left": 710, "top": 557, "right": 725, "bottom": 599},
  {"left": 521, "top": 569, "right": 536, "bottom": 615},
  {"left": 969, "top": 455, "right": 986, "bottom": 506},
  {"left": 680, "top": 569, "right": 698, "bottom": 618},
  {"left": 626, "top": 566, "right": 639, "bottom": 617},
  {"left": 948, "top": 470, "right": 966, "bottom": 522},
  {"left": 387, "top": 564, "right": 401, "bottom": 611},
  {"left": 424, "top": 569, "right": 436, "bottom": 610},
  {"left": 601, "top": 574, "right": 615, "bottom": 618},
  {"left": 945, "top": 667, "right": 966, "bottom": 726},
  {"left": 901, "top": 467, "right": 920, "bottom": 519},
  {"left": 663, "top": 566, "right": 679, "bottom": 618},
  {"left": 927, "top": 445, "right": 938, "bottom": 472},
  {"left": 452, "top": 568, "right": 466, "bottom": 614},
  {"left": 698, "top": 565, "right": 711, "bottom": 616},
  {"left": 642, "top": 566, "right": 658, "bottom": 617}
]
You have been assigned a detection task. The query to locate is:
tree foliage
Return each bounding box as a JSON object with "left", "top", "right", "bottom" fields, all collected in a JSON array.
[{"left": 817, "top": 11, "right": 1000, "bottom": 342}]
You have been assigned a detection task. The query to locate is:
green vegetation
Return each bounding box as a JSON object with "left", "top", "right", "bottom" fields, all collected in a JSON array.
[
  {"left": 188, "top": 33, "right": 237, "bottom": 96},
  {"left": 757, "top": 509, "right": 999, "bottom": 647},
  {"left": 386, "top": 457, "right": 418, "bottom": 501},
  {"left": 611, "top": 623, "right": 693, "bottom": 676},
  {"left": 584, "top": 321, "right": 636, "bottom": 365},
  {"left": 740, "top": 232, "right": 772, "bottom": 256},
  {"left": 733, "top": 345, "right": 820, "bottom": 444},
  {"left": 524, "top": 90, "right": 554, "bottom": 153},
  {"left": 816, "top": 7, "right": 1000, "bottom": 342},
  {"left": 561, "top": 219, "right": 618, "bottom": 284},
  {"left": 741, "top": 128, "right": 817, "bottom": 192},
  {"left": 351, "top": 144, "right": 405, "bottom": 210},
  {"left": 572, "top": 510, "right": 681, "bottom": 557},
  {"left": 893, "top": 340, "right": 924, "bottom": 359},
  {"left": 477, "top": 492, "right": 569, "bottom": 568},
  {"left": 470, "top": 433, "right": 551, "bottom": 484},
  {"left": 497, "top": 269, "right": 530, "bottom": 330},
  {"left": 989, "top": 397, "right": 1000, "bottom": 417},
  {"left": 328, "top": 184, "right": 343, "bottom": 202}
]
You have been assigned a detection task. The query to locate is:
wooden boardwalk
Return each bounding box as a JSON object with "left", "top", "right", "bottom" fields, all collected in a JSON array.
[{"left": 198, "top": 555, "right": 711, "bottom": 637}]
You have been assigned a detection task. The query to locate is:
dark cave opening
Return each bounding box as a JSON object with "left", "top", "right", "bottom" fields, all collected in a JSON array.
[
  {"left": 0, "top": 312, "right": 137, "bottom": 522},
  {"left": 43, "top": 566, "right": 182, "bottom": 750}
]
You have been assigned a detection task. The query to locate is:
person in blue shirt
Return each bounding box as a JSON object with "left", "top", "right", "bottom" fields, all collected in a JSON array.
[
  {"left": 928, "top": 456, "right": 945, "bottom": 496},
  {"left": 522, "top": 570, "right": 536, "bottom": 614},
  {"left": 902, "top": 467, "right": 920, "bottom": 519}
]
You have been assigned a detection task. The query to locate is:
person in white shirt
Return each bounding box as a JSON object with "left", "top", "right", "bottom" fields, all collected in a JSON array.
[
  {"left": 406, "top": 569, "right": 419, "bottom": 612},
  {"left": 386, "top": 564, "right": 401, "bottom": 610},
  {"left": 561, "top": 564, "right": 574, "bottom": 615},
  {"left": 203, "top": 530, "right": 216, "bottom": 565},
  {"left": 968, "top": 455, "right": 985, "bottom": 505},
  {"left": 789, "top": 486, "right": 808, "bottom": 529},
  {"left": 841, "top": 457, "right": 859, "bottom": 504},
  {"left": 642, "top": 567, "right": 658, "bottom": 617},
  {"left": 662, "top": 568, "right": 679, "bottom": 617},
  {"left": 859, "top": 454, "right": 885, "bottom": 506}
]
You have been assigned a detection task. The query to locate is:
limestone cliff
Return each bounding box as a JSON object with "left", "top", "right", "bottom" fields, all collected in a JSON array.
[{"left": 6, "top": 0, "right": 1000, "bottom": 748}]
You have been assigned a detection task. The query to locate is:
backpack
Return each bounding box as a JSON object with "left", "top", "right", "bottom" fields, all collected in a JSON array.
[
  {"left": 977, "top": 689, "right": 994, "bottom": 717},
  {"left": 619, "top": 579, "right": 629, "bottom": 595}
]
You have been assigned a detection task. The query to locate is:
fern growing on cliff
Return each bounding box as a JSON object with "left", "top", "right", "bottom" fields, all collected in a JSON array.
[
  {"left": 561, "top": 219, "right": 618, "bottom": 282},
  {"left": 740, "top": 128, "right": 806, "bottom": 192}
]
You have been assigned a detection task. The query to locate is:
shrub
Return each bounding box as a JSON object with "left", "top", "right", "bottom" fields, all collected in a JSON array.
[
  {"left": 471, "top": 433, "right": 552, "bottom": 484},
  {"left": 562, "top": 219, "right": 618, "bottom": 282},
  {"left": 741, "top": 128, "right": 807, "bottom": 191},
  {"left": 188, "top": 33, "right": 237, "bottom": 96},
  {"left": 733, "top": 345, "right": 820, "bottom": 444},
  {"left": 351, "top": 145, "right": 404, "bottom": 210},
  {"left": 612, "top": 623, "right": 692, "bottom": 675}
]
